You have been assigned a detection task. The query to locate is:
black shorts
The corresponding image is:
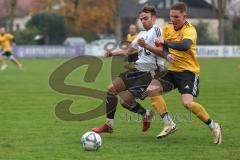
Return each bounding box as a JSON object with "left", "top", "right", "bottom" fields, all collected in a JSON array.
[
  {"left": 127, "top": 53, "right": 138, "bottom": 63},
  {"left": 2, "top": 51, "right": 12, "bottom": 58},
  {"left": 119, "top": 68, "right": 152, "bottom": 100},
  {"left": 155, "top": 70, "right": 199, "bottom": 97}
]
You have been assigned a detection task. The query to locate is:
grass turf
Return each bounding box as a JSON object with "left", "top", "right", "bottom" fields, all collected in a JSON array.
[{"left": 0, "top": 58, "right": 239, "bottom": 160}]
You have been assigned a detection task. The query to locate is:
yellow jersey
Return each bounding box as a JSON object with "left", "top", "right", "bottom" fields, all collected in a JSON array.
[
  {"left": 127, "top": 33, "right": 138, "bottom": 55},
  {"left": 163, "top": 21, "right": 200, "bottom": 74},
  {"left": 0, "top": 33, "right": 14, "bottom": 52},
  {"left": 127, "top": 33, "right": 137, "bottom": 43}
]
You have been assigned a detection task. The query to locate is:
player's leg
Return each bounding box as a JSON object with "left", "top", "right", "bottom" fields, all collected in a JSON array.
[
  {"left": 181, "top": 94, "right": 210, "bottom": 123},
  {"left": 9, "top": 54, "right": 23, "bottom": 69},
  {"left": 109, "top": 69, "right": 153, "bottom": 132},
  {"left": 103, "top": 69, "right": 150, "bottom": 130},
  {"left": 124, "top": 70, "right": 155, "bottom": 132},
  {"left": 120, "top": 91, "right": 146, "bottom": 116},
  {"left": 147, "top": 78, "right": 176, "bottom": 138},
  {"left": 181, "top": 94, "right": 221, "bottom": 144},
  {"left": 92, "top": 69, "right": 153, "bottom": 133},
  {"left": 92, "top": 77, "right": 126, "bottom": 133},
  {"left": 120, "top": 90, "right": 153, "bottom": 132},
  {"left": 0, "top": 52, "right": 8, "bottom": 71},
  {"left": 178, "top": 71, "right": 221, "bottom": 144},
  {"left": 104, "top": 69, "right": 154, "bottom": 133}
]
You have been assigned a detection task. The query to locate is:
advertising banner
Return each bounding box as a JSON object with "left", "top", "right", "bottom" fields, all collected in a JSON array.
[{"left": 13, "top": 45, "right": 85, "bottom": 58}]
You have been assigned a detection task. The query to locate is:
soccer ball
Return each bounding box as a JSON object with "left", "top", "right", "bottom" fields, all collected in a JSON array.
[{"left": 81, "top": 131, "right": 102, "bottom": 151}]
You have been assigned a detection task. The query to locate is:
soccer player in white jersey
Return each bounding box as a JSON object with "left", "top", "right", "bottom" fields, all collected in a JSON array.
[{"left": 92, "top": 5, "right": 176, "bottom": 134}]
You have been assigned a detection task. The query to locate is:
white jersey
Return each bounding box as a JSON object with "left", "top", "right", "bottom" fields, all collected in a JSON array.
[{"left": 131, "top": 25, "right": 165, "bottom": 72}]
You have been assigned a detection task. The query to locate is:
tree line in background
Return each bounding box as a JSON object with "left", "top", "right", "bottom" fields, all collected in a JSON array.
[
  {"left": 6, "top": 0, "right": 240, "bottom": 45},
  {"left": 15, "top": 0, "right": 120, "bottom": 45}
]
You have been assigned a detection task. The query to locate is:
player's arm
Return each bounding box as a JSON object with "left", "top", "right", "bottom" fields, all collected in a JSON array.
[
  {"left": 162, "top": 45, "right": 174, "bottom": 63},
  {"left": 12, "top": 38, "right": 16, "bottom": 46},
  {"left": 164, "top": 39, "right": 192, "bottom": 51},
  {"left": 104, "top": 47, "right": 136, "bottom": 57},
  {"left": 156, "top": 38, "right": 192, "bottom": 51},
  {"left": 138, "top": 38, "right": 164, "bottom": 57},
  {"left": 7, "top": 34, "right": 16, "bottom": 46},
  {"left": 105, "top": 33, "right": 141, "bottom": 57},
  {"left": 156, "top": 27, "right": 195, "bottom": 51},
  {"left": 145, "top": 44, "right": 163, "bottom": 57},
  {"left": 127, "top": 48, "right": 138, "bottom": 55}
]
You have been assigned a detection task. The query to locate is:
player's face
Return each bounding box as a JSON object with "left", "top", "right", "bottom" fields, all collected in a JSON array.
[
  {"left": 139, "top": 12, "right": 155, "bottom": 30},
  {"left": 0, "top": 27, "right": 6, "bottom": 34},
  {"left": 129, "top": 25, "right": 137, "bottom": 35},
  {"left": 170, "top": 10, "right": 186, "bottom": 30}
]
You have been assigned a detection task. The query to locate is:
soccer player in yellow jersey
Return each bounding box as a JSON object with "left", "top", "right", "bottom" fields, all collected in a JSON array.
[
  {"left": 124, "top": 24, "right": 138, "bottom": 69},
  {"left": 127, "top": 24, "right": 138, "bottom": 43},
  {"left": 0, "top": 27, "right": 23, "bottom": 70},
  {"left": 147, "top": 2, "right": 222, "bottom": 144}
]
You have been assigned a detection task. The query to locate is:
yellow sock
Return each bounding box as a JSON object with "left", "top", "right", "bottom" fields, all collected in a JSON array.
[
  {"left": 189, "top": 102, "right": 210, "bottom": 123},
  {"left": 150, "top": 95, "right": 168, "bottom": 115}
]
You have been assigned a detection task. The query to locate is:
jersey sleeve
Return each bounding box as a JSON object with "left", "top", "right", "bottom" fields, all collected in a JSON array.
[
  {"left": 7, "top": 34, "right": 14, "bottom": 40},
  {"left": 145, "top": 26, "right": 162, "bottom": 46},
  {"left": 153, "top": 26, "right": 162, "bottom": 38},
  {"left": 182, "top": 27, "right": 197, "bottom": 42}
]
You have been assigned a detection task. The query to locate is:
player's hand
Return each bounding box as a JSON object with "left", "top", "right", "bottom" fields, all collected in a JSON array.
[
  {"left": 155, "top": 40, "right": 162, "bottom": 47},
  {"left": 138, "top": 38, "right": 147, "bottom": 48},
  {"left": 104, "top": 50, "right": 113, "bottom": 57},
  {"left": 155, "top": 37, "right": 164, "bottom": 46},
  {"left": 167, "top": 54, "right": 175, "bottom": 64}
]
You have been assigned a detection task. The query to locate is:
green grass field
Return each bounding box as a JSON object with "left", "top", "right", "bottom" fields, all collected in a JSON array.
[{"left": 0, "top": 58, "right": 240, "bottom": 160}]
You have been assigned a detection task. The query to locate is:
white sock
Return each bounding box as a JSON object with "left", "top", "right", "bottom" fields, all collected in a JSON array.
[
  {"left": 208, "top": 120, "right": 216, "bottom": 129},
  {"left": 162, "top": 113, "right": 174, "bottom": 125},
  {"left": 106, "top": 118, "right": 114, "bottom": 128}
]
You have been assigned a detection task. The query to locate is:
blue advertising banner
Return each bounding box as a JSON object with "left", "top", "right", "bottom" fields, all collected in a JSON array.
[
  {"left": 12, "top": 45, "right": 85, "bottom": 58},
  {"left": 197, "top": 45, "right": 240, "bottom": 57}
]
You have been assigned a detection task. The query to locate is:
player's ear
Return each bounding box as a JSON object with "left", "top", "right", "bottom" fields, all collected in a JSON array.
[
  {"left": 152, "top": 15, "right": 156, "bottom": 22},
  {"left": 183, "top": 12, "right": 187, "bottom": 18}
]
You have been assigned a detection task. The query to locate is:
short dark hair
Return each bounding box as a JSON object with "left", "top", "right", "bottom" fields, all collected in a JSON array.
[
  {"left": 138, "top": 5, "right": 157, "bottom": 16},
  {"left": 171, "top": 2, "right": 188, "bottom": 13}
]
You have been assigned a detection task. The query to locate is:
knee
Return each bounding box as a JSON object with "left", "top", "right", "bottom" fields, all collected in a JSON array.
[
  {"left": 119, "top": 97, "right": 133, "bottom": 109},
  {"left": 107, "top": 84, "right": 117, "bottom": 95},
  {"left": 147, "top": 85, "right": 163, "bottom": 97},
  {"left": 9, "top": 55, "right": 14, "bottom": 60},
  {"left": 119, "top": 98, "right": 127, "bottom": 108},
  {"left": 182, "top": 99, "right": 192, "bottom": 110}
]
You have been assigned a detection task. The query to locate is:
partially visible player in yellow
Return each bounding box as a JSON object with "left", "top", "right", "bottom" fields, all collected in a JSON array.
[
  {"left": 0, "top": 27, "right": 23, "bottom": 71},
  {"left": 124, "top": 24, "right": 138, "bottom": 69},
  {"left": 148, "top": 2, "right": 222, "bottom": 144},
  {"left": 127, "top": 24, "right": 138, "bottom": 44}
]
